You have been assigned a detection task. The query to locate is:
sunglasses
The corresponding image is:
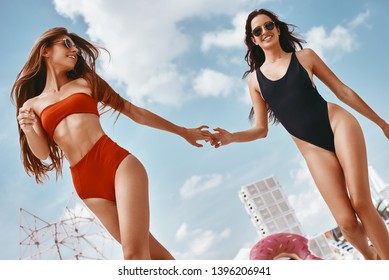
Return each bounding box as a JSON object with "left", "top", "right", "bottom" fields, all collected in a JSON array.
[
  {"left": 53, "top": 38, "right": 81, "bottom": 55},
  {"left": 252, "top": 21, "right": 276, "bottom": 37}
]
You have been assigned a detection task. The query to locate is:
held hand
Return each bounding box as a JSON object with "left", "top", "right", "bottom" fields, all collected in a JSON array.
[
  {"left": 183, "top": 125, "right": 212, "bottom": 147},
  {"left": 17, "top": 108, "right": 37, "bottom": 133},
  {"left": 211, "top": 127, "right": 232, "bottom": 148}
]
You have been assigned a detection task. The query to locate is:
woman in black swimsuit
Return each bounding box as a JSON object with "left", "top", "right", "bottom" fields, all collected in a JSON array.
[{"left": 211, "top": 9, "right": 389, "bottom": 259}]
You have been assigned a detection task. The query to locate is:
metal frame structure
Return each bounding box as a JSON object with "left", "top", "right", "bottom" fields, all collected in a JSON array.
[{"left": 19, "top": 193, "right": 114, "bottom": 260}]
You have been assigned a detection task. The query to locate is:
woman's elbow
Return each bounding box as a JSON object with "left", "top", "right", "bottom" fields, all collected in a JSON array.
[
  {"left": 34, "top": 147, "right": 50, "bottom": 161},
  {"left": 256, "top": 127, "right": 268, "bottom": 139},
  {"left": 261, "top": 128, "right": 268, "bottom": 138},
  {"left": 37, "top": 152, "right": 49, "bottom": 161},
  {"left": 336, "top": 85, "right": 353, "bottom": 102},
  {"left": 126, "top": 104, "right": 147, "bottom": 125}
]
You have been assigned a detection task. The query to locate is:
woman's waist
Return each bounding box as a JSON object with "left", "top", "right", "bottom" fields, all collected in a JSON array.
[{"left": 57, "top": 130, "right": 106, "bottom": 166}]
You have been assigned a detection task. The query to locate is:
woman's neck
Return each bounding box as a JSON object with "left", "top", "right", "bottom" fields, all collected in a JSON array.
[
  {"left": 43, "top": 64, "right": 70, "bottom": 93},
  {"left": 263, "top": 46, "right": 288, "bottom": 64}
]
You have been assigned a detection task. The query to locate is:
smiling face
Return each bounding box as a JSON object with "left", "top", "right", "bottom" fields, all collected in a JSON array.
[
  {"left": 44, "top": 36, "right": 79, "bottom": 72},
  {"left": 250, "top": 14, "right": 280, "bottom": 50}
]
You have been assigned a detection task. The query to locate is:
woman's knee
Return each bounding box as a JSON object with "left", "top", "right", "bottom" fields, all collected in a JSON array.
[
  {"left": 122, "top": 243, "right": 150, "bottom": 260},
  {"left": 337, "top": 214, "right": 360, "bottom": 235},
  {"left": 350, "top": 196, "right": 376, "bottom": 217}
]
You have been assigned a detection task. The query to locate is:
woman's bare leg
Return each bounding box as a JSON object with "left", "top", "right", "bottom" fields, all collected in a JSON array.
[
  {"left": 114, "top": 154, "right": 151, "bottom": 259},
  {"left": 149, "top": 233, "right": 175, "bottom": 260},
  {"left": 83, "top": 154, "right": 175, "bottom": 260},
  {"left": 301, "top": 145, "right": 375, "bottom": 259},
  {"left": 332, "top": 108, "right": 389, "bottom": 259},
  {"left": 297, "top": 104, "right": 389, "bottom": 259}
]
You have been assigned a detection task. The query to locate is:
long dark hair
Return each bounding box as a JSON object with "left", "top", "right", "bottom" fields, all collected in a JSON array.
[
  {"left": 10, "top": 27, "right": 124, "bottom": 183},
  {"left": 243, "top": 9, "right": 306, "bottom": 123}
]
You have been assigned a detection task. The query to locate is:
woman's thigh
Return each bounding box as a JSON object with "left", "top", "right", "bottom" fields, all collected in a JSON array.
[
  {"left": 329, "top": 104, "right": 371, "bottom": 207},
  {"left": 299, "top": 143, "right": 356, "bottom": 225},
  {"left": 114, "top": 154, "right": 150, "bottom": 248},
  {"left": 82, "top": 198, "right": 121, "bottom": 242}
]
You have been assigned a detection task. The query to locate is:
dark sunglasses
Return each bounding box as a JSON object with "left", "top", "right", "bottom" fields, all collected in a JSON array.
[
  {"left": 53, "top": 38, "right": 81, "bottom": 55},
  {"left": 252, "top": 21, "right": 276, "bottom": 37}
]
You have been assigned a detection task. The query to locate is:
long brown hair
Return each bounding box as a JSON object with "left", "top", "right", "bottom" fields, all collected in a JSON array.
[
  {"left": 10, "top": 27, "right": 125, "bottom": 184},
  {"left": 243, "top": 9, "right": 306, "bottom": 123}
]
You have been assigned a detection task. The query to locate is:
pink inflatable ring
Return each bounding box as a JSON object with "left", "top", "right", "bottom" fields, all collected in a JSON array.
[{"left": 250, "top": 233, "right": 322, "bottom": 260}]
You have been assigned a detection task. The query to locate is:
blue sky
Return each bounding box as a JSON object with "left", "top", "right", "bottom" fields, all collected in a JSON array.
[{"left": 1, "top": 0, "right": 388, "bottom": 260}]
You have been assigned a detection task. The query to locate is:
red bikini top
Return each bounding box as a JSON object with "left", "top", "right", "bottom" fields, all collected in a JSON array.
[{"left": 40, "top": 93, "right": 99, "bottom": 139}]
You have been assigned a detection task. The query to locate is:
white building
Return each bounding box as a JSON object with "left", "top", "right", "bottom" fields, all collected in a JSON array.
[
  {"left": 237, "top": 168, "right": 389, "bottom": 260},
  {"left": 239, "top": 176, "right": 334, "bottom": 259},
  {"left": 239, "top": 176, "right": 304, "bottom": 237}
]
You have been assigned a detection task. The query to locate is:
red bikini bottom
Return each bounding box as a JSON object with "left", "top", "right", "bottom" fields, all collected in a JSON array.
[{"left": 70, "top": 135, "right": 130, "bottom": 202}]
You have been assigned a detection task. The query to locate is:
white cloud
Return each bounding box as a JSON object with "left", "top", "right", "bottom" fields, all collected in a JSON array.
[
  {"left": 288, "top": 188, "right": 336, "bottom": 236},
  {"left": 289, "top": 158, "right": 315, "bottom": 187},
  {"left": 193, "top": 69, "right": 235, "bottom": 97},
  {"left": 180, "top": 173, "right": 225, "bottom": 199},
  {"left": 305, "top": 26, "right": 354, "bottom": 59},
  {"left": 305, "top": 10, "right": 370, "bottom": 60},
  {"left": 53, "top": 0, "right": 250, "bottom": 106},
  {"left": 60, "top": 201, "right": 94, "bottom": 220},
  {"left": 201, "top": 12, "right": 247, "bottom": 51},
  {"left": 174, "top": 222, "right": 231, "bottom": 259},
  {"left": 349, "top": 10, "right": 370, "bottom": 29},
  {"left": 175, "top": 223, "right": 188, "bottom": 242},
  {"left": 238, "top": 85, "right": 252, "bottom": 106}
]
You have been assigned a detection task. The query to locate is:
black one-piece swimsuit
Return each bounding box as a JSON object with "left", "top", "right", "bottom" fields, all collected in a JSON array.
[{"left": 256, "top": 52, "right": 335, "bottom": 153}]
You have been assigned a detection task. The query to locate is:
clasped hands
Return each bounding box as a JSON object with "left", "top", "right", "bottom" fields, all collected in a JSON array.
[{"left": 184, "top": 125, "right": 231, "bottom": 148}]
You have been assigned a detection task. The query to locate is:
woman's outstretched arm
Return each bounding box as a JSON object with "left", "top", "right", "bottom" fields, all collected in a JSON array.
[
  {"left": 212, "top": 72, "right": 268, "bottom": 148},
  {"left": 306, "top": 48, "right": 389, "bottom": 138},
  {"left": 120, "top": 100, "right": 212, "bottom": 147}
]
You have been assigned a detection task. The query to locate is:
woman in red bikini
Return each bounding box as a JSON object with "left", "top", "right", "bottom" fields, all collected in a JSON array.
[
  {"left": 11, "top": 27, "right": 211, "bottom": 260},
  {"left": 211, "top": 9, "right": 389, "bottom": 259}
]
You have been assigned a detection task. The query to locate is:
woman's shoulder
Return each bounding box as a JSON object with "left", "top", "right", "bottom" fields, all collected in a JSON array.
[
  {"left": 21, "top": 95, "right": 44, "bottom": 114},
  {"left": 66, "top": 77, "right": 93, "bottom": 95},
  {"left": 246, "top": 70, "right": 259, "bottom": 87},
  {"left": 72, "top": 77, "right": 91, "bottom": 88},
  {"left": 247, "top": 70, "right": 259, "bottom": 81},
  {"left": 247, "top": 70, "right": 263, "bottom": 94},
  {"left": 22, "top": 97, "right": 36, "bottom": 109},
  {"left": 295, "top": 48, "right": 319, "bottom": 60},
  {"left": 295, "top": 48, "right": 321, "bottom": 69}
]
